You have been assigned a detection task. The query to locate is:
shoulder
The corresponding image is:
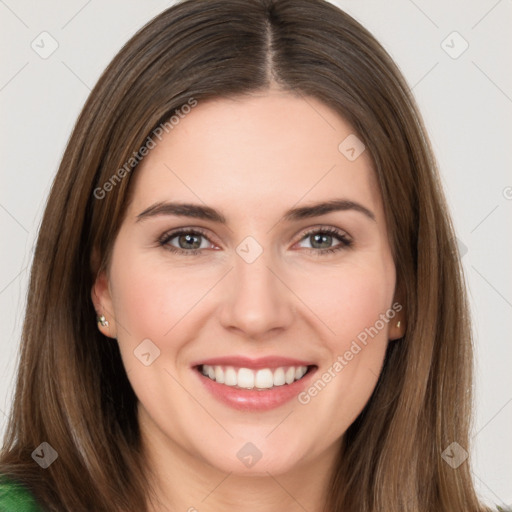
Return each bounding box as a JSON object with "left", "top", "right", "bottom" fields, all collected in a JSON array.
[{"left": 0, "top": 476, "right": 43, "bottom": 511}]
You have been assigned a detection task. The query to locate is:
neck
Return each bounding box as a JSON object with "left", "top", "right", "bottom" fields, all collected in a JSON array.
[{"left": 139, "top": 411, "right": 340, "bottom": 512}]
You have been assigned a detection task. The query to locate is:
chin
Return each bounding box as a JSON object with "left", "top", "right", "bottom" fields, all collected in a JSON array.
[{"left": 198, "top": 439, "right": 310, "bottom": 477}]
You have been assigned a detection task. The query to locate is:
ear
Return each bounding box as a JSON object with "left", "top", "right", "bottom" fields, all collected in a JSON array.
[
  {"left": 388, "top": 281, "right": 406, "bottom": 341},
  {"left": 91, "top": 267, "right": 118, "bottom": 339}
]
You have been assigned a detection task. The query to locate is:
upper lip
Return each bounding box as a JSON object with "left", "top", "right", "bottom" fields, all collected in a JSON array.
[{"left": 191, "top": 356, "right": 316, "bottom": 370}]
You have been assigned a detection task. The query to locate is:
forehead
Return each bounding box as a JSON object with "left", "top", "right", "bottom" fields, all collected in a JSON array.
[{"left": 128, "top": 91, "right": 382, "bottom": 222}]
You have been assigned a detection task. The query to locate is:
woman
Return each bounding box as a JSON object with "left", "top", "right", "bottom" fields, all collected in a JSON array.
[{"left": 0, "top": 0, "right": 495, "bottom": 510}]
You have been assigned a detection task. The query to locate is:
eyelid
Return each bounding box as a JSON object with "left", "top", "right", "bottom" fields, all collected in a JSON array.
[
  {"left": 157, "top": 224, "right": 353, "bottom": 254},
  {"left": 157, "top": 226, "right": 218, "bottom": 248},
  {"left": 297, "top": 224, "right": 352, "bottom": 242}
]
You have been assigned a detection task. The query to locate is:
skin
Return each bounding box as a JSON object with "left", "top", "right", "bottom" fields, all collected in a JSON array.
[{"left": 92, "top": 89, "right": 405, "bottom": 512}]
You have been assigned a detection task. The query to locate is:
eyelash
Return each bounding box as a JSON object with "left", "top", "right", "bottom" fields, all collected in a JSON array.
[{"left": 157, "top": 226, "right": 353, "bottom": 257}]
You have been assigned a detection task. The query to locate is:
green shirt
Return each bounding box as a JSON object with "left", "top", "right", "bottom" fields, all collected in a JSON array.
[
  {"left": 0, "top": 474, "right": 509, "bottom": 511},
  {"left": 0, "top": 477, "right": 43, "bottom": 511}
]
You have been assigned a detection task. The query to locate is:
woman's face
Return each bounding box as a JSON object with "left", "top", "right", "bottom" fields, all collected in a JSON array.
[{"left": 93, "top": 90, "right": 403, "bottom": 477}]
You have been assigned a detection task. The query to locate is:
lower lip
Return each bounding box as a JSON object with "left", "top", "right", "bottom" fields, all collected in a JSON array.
[{"left": 194, "top": 366, "right": 318, "bottom": 411}]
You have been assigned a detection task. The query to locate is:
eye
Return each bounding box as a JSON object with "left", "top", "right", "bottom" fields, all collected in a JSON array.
[
  {"left": 295, "top": 226, "right": 352, "bottom": 255},
  {"left": 157, "top": 226, "right": 352, "bottom": 256},
  {"left": 158, "top": 228, "right": 215, "bottom": 256}
]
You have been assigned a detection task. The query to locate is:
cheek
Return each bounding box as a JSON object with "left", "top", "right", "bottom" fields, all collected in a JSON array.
[
  {"left": 109, "top": 246, "right": 204, "bottom": 337},
  {"left": 291, "top": 259, "right": 395, "bottom": 345},
  {"left": 107, "top": 251, "right": 195, "bottom": 417},
  {"left": 292, "top": 261, "right": 395, "bottom": 429},
  {"left": 110, "top": 241, "right": 396, "bottom": 356},
  {"left": 107, "top": 244, "right": 224, "bottom": 383},
  {"left": 332, "top": 265, "right": 394, "bottom": 375},
  {"left": 110, "top": 264, "right": 164, "bottom": 343}
]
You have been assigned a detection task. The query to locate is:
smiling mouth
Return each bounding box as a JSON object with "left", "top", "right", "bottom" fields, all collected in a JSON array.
[{"left": 195, "top": 364, "right": 317, "bottom": 391}]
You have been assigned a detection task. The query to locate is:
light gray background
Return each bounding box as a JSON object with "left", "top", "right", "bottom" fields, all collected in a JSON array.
[{"left": 0, "top": 0, "right": 511, "bottom": 507}]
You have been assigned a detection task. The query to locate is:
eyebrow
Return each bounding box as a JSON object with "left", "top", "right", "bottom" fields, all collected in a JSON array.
[{"left": 135, "top": 198, "right": 376, "bottom": 224}]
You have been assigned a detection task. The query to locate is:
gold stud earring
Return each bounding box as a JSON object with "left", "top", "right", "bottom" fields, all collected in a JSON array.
[
  {"left": 396, "top": 320, "right": 401, "bottom": 329},
  {"left": 97, "top": 314, "right": 109, "bottom": 327}
]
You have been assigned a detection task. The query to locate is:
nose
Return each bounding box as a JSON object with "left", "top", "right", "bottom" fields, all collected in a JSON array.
[{"left": 218, "top": 245, "right": 295, "bottom": 339}]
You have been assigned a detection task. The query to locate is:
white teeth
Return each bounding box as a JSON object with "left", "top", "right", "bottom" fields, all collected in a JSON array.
[
  {"left": 273, "top": 367, "right": 286, "bottom": 386},
  {"left": 200, "top": 364, "right": 310, "bottom": 389},
  {"left": 285, "top": 367, "right": 296, "bottom": 384},
  {"left": 295, "top": 366, "right": 307, "bottom": 380},
  {"left": 254, "top": 368, "right": 273, "bottom": 389},
  {"left": 224, "top": 367, "right": 237, "bottom": 386},
  {"left": 214, "top": 366, "right": 225, "bottom": 384},
  {"left": 237, "top": 368, "right": 254, "bottom": 388}
]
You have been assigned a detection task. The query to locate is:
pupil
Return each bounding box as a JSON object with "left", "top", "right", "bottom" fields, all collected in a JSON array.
[
  {"left": 180, "top": 234, "right": 200, "bottom": 249},
  {"left": 312, "top": 233, "right": 331, "bottom": 249}
]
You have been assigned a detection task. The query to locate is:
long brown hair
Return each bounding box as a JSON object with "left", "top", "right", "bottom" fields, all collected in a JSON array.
[{"left": 0, "top": 0, "right": 491, "bottom": 510}]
